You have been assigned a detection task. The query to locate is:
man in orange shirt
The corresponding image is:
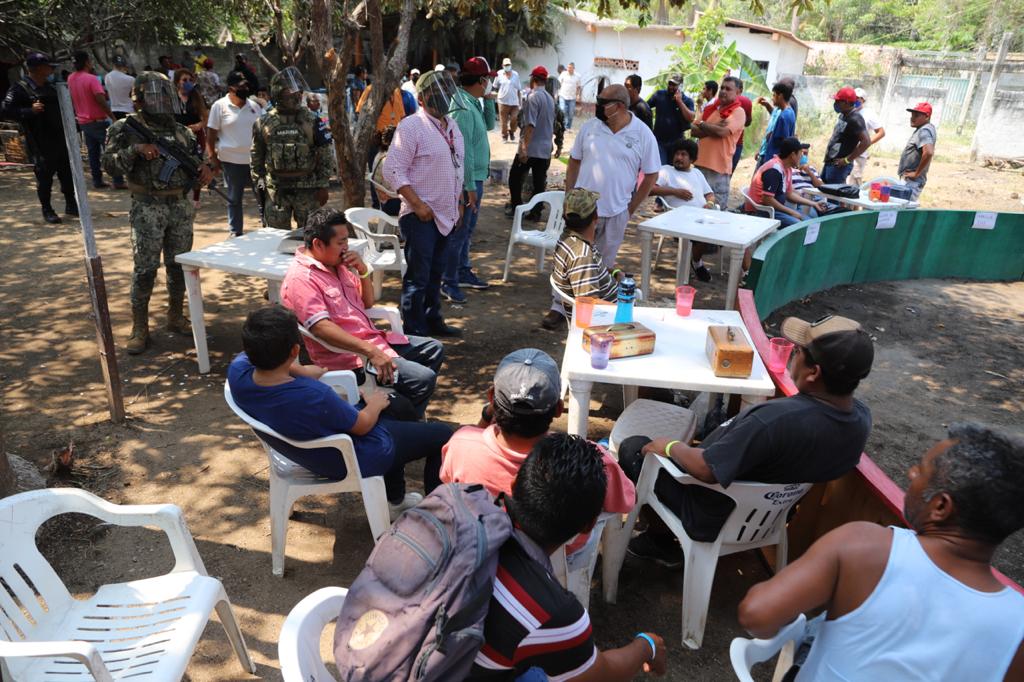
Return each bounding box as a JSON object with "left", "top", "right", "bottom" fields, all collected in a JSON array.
[
  {"left": 691, "top": 76, "right": 745, "bottom": 209},
  {"left": 356, "top": 84, "right": 406, "bottom": 208}
]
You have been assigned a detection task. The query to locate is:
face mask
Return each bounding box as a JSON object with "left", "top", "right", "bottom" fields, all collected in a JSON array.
[
  {"left": 503, "top": 65, "right": 511, "bottom": 73},
  {"left": 46, "top": 73, "right": 56, "bottom": 83},
  {"left": 182, "top": 81, "right": 195, "bottom": 93},
  {"left": 234, "top": 86, "right": 251, "bottom": 99},
  {"left": 833, "top": 102, "right": 843, "bottom": 114},
  {"left": 800, "top": 154, "right": 809, "bottom": 166}
]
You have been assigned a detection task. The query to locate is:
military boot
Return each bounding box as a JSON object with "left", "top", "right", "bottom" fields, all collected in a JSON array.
[
  {"left": 127, "top": 305, "right": 150, "bottom": 354},
  {"left": 166, "top": 291, "right": 191, "bottom": 335}
]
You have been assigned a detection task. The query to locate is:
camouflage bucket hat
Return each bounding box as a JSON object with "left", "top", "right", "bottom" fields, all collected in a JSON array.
[{"left": 564, "top": 188, "right": 599, "bottom": 217}]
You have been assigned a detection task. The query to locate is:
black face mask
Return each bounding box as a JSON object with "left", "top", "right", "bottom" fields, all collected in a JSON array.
[
  {"left": 595, "top": 99, "right": 613, "bottom": 123},
  {"left": 233, "top": 86, "right": 250, "bottom": 99}
]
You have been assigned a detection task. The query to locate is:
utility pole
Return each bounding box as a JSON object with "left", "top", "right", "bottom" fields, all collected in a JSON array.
[
  {"left": 956, "top": 44, "right": 987, "bottom": 135},
  {"left": 56, "top": 82, "right": 125, "bottom": 423}
]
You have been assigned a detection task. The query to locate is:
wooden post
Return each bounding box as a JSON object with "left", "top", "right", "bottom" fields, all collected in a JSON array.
[
  {"left": 56, "top": 83, "right": 126, "bottom": 424},
  {"left": 790, "top": 7, "right": 799, "bottom": 36},
  {"left": 970, "top": 32, "right": 1012, "bottom": 162},
  {"left": 957, "top": 44, "right": 987, "bottom": 135},
  {"left": 880, "top": 51, "right": 902, "bottom": 121}
]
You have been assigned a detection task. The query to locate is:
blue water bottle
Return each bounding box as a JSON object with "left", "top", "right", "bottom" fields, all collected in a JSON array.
[{"left": 614, "top": 275, "right": 636, "bottom": 324}]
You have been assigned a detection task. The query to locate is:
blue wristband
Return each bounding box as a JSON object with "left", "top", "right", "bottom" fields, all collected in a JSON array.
[{"left": 634, "top": 632, "right": 656, "bottom": 662}]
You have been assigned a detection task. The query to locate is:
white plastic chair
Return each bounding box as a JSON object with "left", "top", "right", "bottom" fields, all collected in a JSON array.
[
  {"left": 279, "top": 586, "right": 349, "bottom": 682},
  {"left": 297, "top": 305, "right": 405, "bottom": 393},
  {"left": 502, "top": 190, "right": 565, "bottom": 282},
  {"left": 741, "top": 187, "right": 775, "bottom": 219},
  {"left": 603, "top": 452, "right": 811, "bottom": 649},
  {"left": 730, "top": 613, "right": 808, "bottom": 682},
  {"left": 548, "top": 512, "right": 625, "bottom": 610},
  {"left": 344, "top": 207, "right": 405, "bottom": 299},
  {"left": 608, "top": 398, "right": 697, "bottom": 455},
  {"left": 0, "top": 488, "right": 256, "bottom": 682},
  {"left": 224, "top": 376, "right": 391, "bottom": 577}
]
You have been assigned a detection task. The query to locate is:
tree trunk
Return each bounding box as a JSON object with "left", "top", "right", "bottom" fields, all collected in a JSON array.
[{"left": 655, "top": 0, "right": 669, "bottom": 25}]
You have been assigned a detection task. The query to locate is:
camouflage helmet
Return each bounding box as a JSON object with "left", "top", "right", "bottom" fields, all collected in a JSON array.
[
  {"left": 270, "top": 66, "right": 309, "bottom": 113},
  {"left": 132, "top": 71, "right": 180, "bottom": 116}
]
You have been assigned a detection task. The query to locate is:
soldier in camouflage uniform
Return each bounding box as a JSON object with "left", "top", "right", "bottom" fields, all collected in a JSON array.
[
  {"left": 251, "top": 67, "right": 334, "bottom": 229},
  {"left": 102, "top": 72, "right": 214, "bottom": 354}
]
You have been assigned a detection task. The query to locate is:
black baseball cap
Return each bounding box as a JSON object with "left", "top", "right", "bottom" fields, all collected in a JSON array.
[
  {"left": 26, "top": 52, "right": 58, "bottom": 67},
  {"left": 782, "top": 315, "right": 874, "bottom": 385},
  {"left": 493, "top": 349, "right": 561, "bottom": 416},
  {"left": 226, "top": 70, "right": 248, "bottom": 87},
  {"left": 113, "top": 55, "right": 128, "bottom": 67},
  {"left": 778, "top": 136, "right": 810, "bottom": 158}
]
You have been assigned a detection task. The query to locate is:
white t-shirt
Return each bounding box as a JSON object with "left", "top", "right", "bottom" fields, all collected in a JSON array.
[
  {"left": 401, "top": 80, "right": 417, "bottom": 95},
  {"left": 558, "top": 71, "right": 581, "bottom": 101},
  {"left": 105, "top": 69, "right": 135, "bottom": 114},
  {"left": 206, "top": 95, "right": 262, "bottom": 165},
  {"left": 859, "top": 106, "right": 883, "bottom": 159},
  {"left": 495, "top": 70, "right": 521, "bottom": 106},
  {"left": 656, "top": 165, "right": 715, "bottom": 208},
  {"left": 570, "top": 113, "right": 660, "bottom": 217}
]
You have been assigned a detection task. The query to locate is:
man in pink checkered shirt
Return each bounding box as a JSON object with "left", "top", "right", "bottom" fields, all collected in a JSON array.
[{"left": 384, "top": 71, "right": 465, "bottom": 337}]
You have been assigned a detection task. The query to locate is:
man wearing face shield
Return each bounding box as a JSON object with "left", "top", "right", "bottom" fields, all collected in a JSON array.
[
  {"left": 383, "top": 71, "right": 465, "bottom": 338},
  {"left": 250, "top": 67, "right": 335, "bottom": 229},
  {"left": 102, "top": 72, "right": 214, "bottom": 354}
]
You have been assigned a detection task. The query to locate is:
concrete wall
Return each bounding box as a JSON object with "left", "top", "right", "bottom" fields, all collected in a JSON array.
[{"left": 975, "top": 90, "right": 1024, "bottom": 158}]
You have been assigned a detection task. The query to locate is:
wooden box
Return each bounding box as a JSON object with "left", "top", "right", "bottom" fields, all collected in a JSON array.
[
  {"left": 705, "top": 325, "right": 754, "bottom": 378},
  {"left": 582, "top": 322, "right": 656, "bottom": 359}
]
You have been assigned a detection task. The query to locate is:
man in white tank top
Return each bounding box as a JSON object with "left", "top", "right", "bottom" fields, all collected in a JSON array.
[{"left": 738, "top": 423, "right": 1024, "bottom": 681}]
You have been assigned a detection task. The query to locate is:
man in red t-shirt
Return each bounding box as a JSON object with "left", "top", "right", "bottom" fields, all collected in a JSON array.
[{"left": 67, "top": 51, "right": 121, "bottom": 188}]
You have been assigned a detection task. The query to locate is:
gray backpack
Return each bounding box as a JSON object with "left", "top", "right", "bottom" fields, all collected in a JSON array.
[{"left": 333, "top": 483, "right": 513, "bottom": 681}]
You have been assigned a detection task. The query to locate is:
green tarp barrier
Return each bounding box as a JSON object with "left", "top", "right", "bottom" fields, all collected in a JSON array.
[{"left": 747, "top": 209, "right": 1024, "bottom": 319}]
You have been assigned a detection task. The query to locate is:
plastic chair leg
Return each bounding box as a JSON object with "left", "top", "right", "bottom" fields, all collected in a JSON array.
[
  {"left": 680, "top": 543, "right": 719, "bottom": 649},
  {"left": 372, "top": 270, "right": 384, "bottom": 300},
  {"left": 269, "top": 473, "right": 290, "bottom": 577},
  {"left": 502, "top": 238, "right": 516, "bottom": 282},
  {"left": 535, "top": 247, "right": 546, "bottom": 273},
  {"left": 775, "top": 530, "right": 790, "bottom": 573},
  {"left": 214, "top": 592, "right": 257, "bottom": 674},
  {"left": 361, "top": 478, "right": 391, "bottom": 541},
  {"left": 602, "top": 506, "right": 640, "bottom": 604}
]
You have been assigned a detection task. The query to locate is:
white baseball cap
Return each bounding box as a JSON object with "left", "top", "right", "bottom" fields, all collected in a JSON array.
[
  {"left": 854, "top": 87, "right": 867, "bottom": 100},
  {"left": 502, "top": 58, "right": 512, "bottom": 67}
]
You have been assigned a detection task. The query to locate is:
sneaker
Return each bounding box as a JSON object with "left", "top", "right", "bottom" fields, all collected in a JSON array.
[
  {"left": 428, "top": 322, "right": 463, "bottom": 337},
  {"left": 541, "top": 310, "right": 566, "bottom": 330},
  {"left": 389, "top": 492, "right": 424, "bottom": 521},
  {"left": 459, "top": 271, "right": 490, "bottom": 289},
  {"left": 441, "top": 283, "right": 467, "bottom": 304},
  {"left": 627, "top": 531, "right": 684, "bottom": 569},
  {"left": 692, "top": 263, "right": 712, "bottom": 282}
]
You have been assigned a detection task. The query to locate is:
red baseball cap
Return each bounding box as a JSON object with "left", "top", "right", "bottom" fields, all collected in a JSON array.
[
  {"left": 462, "top": 57, "right": 497, "bottom": 78},
  {"left": 907, "top": 102, "right": 933, "bottom": 116},
  {"left": 833, "top": 86, "right": 858, "bottom": 103},
  {"left": 530, "top": 65, "right": 549, "bottom": 80}
]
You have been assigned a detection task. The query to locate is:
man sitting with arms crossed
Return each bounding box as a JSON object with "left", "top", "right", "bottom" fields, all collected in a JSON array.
[
  {"left": 738, "top": 423, "right": 1024, "bottom": 680},
  {"left": 542, "top": 188, "right": 623, "bottom": 329},
  {"left": 440, "top": 347, "right": 635, "bottom": 555},
  {"left": 648, "top": 138, "right": 717, "bottom": 282},
  {"left": 467, "top": 432, "right": 667, "bottom": 681},
  {"left": 281, "top": 208, "right": 444, "bottom": 419},
  {"left": 620, "top": 314, "right": 874, "bottom": 565},
  {"left": 227, "top": 305, "right": 452, "bottom": 518}
]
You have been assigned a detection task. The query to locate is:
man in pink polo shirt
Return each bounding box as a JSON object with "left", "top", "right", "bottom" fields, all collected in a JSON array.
[
  {"left": 440, "top": 348, "right": 635, "bottom": 554},
  {"left": 68, "top": 51, "right": 123, "bottom": 189},
  {"left": 281, "top": 208, "right": 444, "bottom": 419}
]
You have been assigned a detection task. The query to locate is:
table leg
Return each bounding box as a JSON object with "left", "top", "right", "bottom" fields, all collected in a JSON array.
[
  {"left": 267, "top": 279, "right": 282, "bottom": 304},
  {"left": 568, "top": 378, "right": 594, "bottom": 437},
  {"left": 639, "top": 231, "right": 652, "bottom": 297},
  {"left": 724, "top": 246, "right": 745, "bottom": 310},
  {"left": 741, "top": 393, "right": 768, "bottom": 410},
  {"left": 677, "top": 238, "right": 693, "bottom": 286},
  {"left": 183, "top": 266, "right": 210, "bottom": 374},
  {"left": 621, "top": 384, "right": 638, "bottom": 409}
]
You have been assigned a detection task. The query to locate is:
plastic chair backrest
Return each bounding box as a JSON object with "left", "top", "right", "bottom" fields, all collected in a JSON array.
[
  {"left": 729, "top": 613, "right": 807, "bottom": 682},
  {"left": 741, "top": 187, "right": 774, "bottom": 219},
  {"left": 657, "top": 456, "right": 810, "bottom": 546},
  {"left": 345, "top": 207, "right": 398, "bottom": 236},
  {"left": 549, "top": 274, "right": 574, "bottom": 307},
  {"left": 279, "top": 587, "right": 348, "bottom": 682},
  {"left": 513, "top": 190, "right": 565, "bottom": 237},
  {"left": 223, "top": 384, "right": 364, "bottom": 479}
]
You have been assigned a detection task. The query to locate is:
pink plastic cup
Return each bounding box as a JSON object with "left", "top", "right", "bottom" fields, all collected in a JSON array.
[
  {"left": 768, "top": 337, "right": 795, "bottom": 373},
  {"left": 590, "top": 333, "right": 614, "bottom": 369},
  {"left": 869, "top": 182, "right": 881, "bottom": 201},
  {"left": 575, "top": 297, "right": 596, "bottom": 328},
  {"left": 675, "top": 285, "right": 697, "bottom": 316}
]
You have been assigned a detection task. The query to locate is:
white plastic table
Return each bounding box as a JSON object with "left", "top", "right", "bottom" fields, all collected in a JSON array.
[
  {"left": 808, "top": 189, "right": 917, "bottom": 211},
  {"left": 561, "top": 306, "right": 776, "bottom": 438},
  {"left": 636, "top": 207, "right": 779, "bottom": 310},
  {"left": 176, "top": 229, "right": 366, "bottom": 374}
]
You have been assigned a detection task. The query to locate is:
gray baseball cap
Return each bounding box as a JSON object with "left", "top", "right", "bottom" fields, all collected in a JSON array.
[{"left": 493, "top": 349, "right": 561, "bottom": 415}]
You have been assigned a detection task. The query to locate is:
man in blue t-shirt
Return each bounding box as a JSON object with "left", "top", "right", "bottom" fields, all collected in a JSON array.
[
  {"left": 755, "top": 81, "right": 797, "bottom": 166},
  {"left": 646, "top": 74, "right": 696, "bottom": 165},
  {"left": 228, "top": 305, "right": 452, "bottom": 518}
]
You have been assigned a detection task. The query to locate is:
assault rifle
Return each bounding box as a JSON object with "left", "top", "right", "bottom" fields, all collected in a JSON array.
[{"left": 124, "top": 116, "right": 228, "bottom": 203}]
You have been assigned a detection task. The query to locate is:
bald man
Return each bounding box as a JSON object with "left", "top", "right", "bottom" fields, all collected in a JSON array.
[{"left": 564, "top": 84, "right": 660, "bottom": 267}]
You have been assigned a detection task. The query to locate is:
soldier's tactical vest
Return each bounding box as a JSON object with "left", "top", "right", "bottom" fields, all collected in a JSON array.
[{"left": 261, "top": 112, "right": 316, "bottom": 177}]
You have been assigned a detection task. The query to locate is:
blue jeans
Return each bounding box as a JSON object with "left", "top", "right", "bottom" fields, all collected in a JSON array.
[
  {"left": 444, "top": 180, "right": 483, "bottom": 287},
  {"left": 391, "top": 335, "right": 445, "bottom": 419},
  {"left": 221, "top": 161, "right": 250, "bottom": 235},
  {"left": 657, "top": 141, "right": 673, "bottom": 166},
  {"left": 81, "top": 120, "right": 120, "bottom": 186},
  {"left": 378, "top": 417, "right": 449, "bottom": 502},
  {"left": 731, "top": 139, "right": 743, "bottom": 173},
  {"left": 399, "top": 213, "right": 450, "bottom": 335},
  {"left": 821, "top": 162, "right": 853, "bottom": 185},
  {"left": 561, "top": 98, "right": 576, "bottom": 129}
]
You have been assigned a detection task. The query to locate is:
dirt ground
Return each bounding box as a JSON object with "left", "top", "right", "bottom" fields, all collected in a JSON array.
[{"left": 1, "top": 122, "right": 1022, "bottom": 681}]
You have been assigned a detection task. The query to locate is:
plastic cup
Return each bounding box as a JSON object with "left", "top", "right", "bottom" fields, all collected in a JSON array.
[
  {"left": 869, "top": 182, "right": 881, "bottom": 201},
  {"left": 675, "top": 285, "right": 697, "bottom": 317},
  {"left": 768, "top": 337, "right": 795, "bottom": 373},
  {"left": 879, "top": 185, "right": 891, "bottom": 203},
  {"left": 575, "top": 297, "right": 597, "bottom": 328},
  {"left": 590, "top": 333, "right": 614, "bottom": 369}
]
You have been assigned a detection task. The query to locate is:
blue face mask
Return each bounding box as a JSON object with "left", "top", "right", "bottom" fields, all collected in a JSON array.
[
  {"left": 800, "top": 154, "right": 808, "bottom": 166},
  {"left": 46, "top": 73, "right": 56, "bottom": 83},
  {"left": 182, "top": 81, "right": 195, "bottom": 93},
  {"left": 833, "top": 102, "right": 842, "bottom": 113}
]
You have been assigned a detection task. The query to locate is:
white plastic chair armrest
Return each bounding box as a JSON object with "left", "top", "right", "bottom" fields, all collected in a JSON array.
[
  {"left": 298, "top": 324, "right": 346, "bottom": 354},
  {"left": 366, "top": 306, "right": 404, "bottom": 335},
  {"left": 0, "top": 640, "right": 114, "bottom": 682},
  {"left": 319, "top": 371, "right": 360, "bottom": 403},
  {"left": 28, "top": 489, "right": 206, "bottom": 575}
]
